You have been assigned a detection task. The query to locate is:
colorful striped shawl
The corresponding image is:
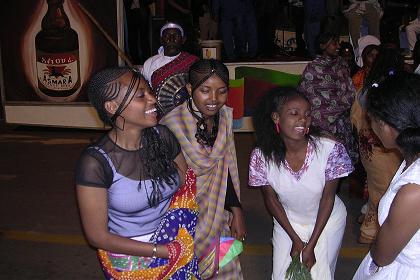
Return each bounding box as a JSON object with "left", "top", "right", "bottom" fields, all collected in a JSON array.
[
  {"left": 151, "top": 52, "right": 199, "bottom": 91},
  {"left": 160, "top": 102, "right": 241, "bottom": 276}
]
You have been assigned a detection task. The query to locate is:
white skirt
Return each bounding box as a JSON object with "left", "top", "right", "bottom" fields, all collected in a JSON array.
[{"left": 271, "top": 201, "right": 346, "bottom": 280}]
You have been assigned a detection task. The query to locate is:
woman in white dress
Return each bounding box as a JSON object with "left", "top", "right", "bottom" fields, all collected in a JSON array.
[
  {"left": 353, "top": 73, "right": 420, "bottom": 279},
  {"left": 248, "top": 87, "right": 354, "bottom": 279}
]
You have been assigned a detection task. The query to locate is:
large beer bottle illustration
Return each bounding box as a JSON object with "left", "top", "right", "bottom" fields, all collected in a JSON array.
[{"left": 35, "top": 0, "right": 80, "bottom": 99}]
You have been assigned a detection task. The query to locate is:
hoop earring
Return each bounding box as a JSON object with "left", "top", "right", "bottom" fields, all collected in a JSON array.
[
  {"left": 305, "top": 127, "right": 310, "bottom": 135},
  {"left": 113, "top": 115, "right": 125, "bottom": 131},
  {"left": 275, "top": 123, "right": 281, "bottom": 134}
]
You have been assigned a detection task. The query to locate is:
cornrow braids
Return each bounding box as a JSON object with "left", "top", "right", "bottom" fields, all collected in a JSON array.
[
  {"left": 189, "top": 59, "right": 229, "bottom": 92},
  {"left": 187, "top": 59, "right": 228, "bottom": 147},
  {"left": 87, "top": 67, "right": 131, "bottom": 125},
  {"left": 110, "top": 72, "right": 141, "bottom": 126},
  {"left": 87, "top": 67, "right": 177, "bottom": 208}
]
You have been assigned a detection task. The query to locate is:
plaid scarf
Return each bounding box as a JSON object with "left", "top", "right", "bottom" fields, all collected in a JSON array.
[{"left": 161, "top": 102, "right": 242, "bottom": 278}]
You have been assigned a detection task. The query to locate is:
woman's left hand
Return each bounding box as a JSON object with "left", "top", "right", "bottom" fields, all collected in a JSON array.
[
  {"left": 230, "top": 207, "right": 246, "bottom": 241},
  {"left": 302, "top": 245, "right": 316, "bottom": 270}
]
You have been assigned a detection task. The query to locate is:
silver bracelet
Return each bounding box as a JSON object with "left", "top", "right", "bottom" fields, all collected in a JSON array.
[{"left": 152, "top": 243, "right": 157, "bottom": 259}]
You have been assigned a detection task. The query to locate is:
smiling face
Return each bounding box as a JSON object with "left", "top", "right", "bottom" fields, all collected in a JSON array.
[
  {"left": 106, "top": 72, "right": 157, "bottom": 129},
  {"left": 161, "top": 28, "right": 185, "bottom": 56},
  {"left": 188, "top": 74, "right": 228, "bottom": 119},
  {"left": 322, "top": 38, "right": 340, "bottom": 57},
  {"left": 273, "top": 96, "right": 311, "bottom": 141}
]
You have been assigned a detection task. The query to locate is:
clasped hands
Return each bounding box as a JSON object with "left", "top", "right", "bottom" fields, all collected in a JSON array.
[{"left": 290, "top": 238, "right": 316, "bottom": 270}]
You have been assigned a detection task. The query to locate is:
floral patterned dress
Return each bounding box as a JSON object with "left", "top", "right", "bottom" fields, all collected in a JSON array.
[{"left": 298, "top": 55, "right": 357, "bottom": 164}]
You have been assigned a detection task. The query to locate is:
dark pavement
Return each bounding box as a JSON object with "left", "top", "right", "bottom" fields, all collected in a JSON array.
[{"left": 0, "top": 125, "right": 368, "bottom": 279}]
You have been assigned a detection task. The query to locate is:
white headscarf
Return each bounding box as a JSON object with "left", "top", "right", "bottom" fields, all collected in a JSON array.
[
  {"left": 160, "top": 22, "right": 184, "bottom": 38},
  {"left": 355, "top": 35, "right": 380, "bottom": 67}
]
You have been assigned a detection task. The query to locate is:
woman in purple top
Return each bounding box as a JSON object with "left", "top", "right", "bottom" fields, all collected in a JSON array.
[
  {"left": 75, "top": 67, "right": 200, "bottom": 279},
  {"left": 248, "top": 87, "right": 353, "bottom": 279}
]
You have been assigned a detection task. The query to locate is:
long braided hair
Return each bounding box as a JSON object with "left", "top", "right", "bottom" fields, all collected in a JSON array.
[
  {"left": 87, "top": 67, "right": 177, "bottom": 207},
  {"left": 187, "top": 59, "right": 229, "bottom": 147}
]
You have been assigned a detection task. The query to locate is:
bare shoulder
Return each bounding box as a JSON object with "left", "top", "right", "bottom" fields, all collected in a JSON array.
[
  {"left": 395, "top": 183, "right": 420, "bottom": 203},
  {"left": 390, "top": 183, "right": 420, "bottom": 221}
]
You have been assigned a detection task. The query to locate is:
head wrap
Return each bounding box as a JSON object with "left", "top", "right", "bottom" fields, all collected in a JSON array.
[
  {"left": 356, "top": 35, "right": 380, "bottom": 67},
  {"left": 160, "top": 22, "right": 184, "bottom": 38}
]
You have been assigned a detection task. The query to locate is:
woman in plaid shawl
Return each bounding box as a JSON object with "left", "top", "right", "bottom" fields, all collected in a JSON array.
[{"left": 161, "top": 59, "right": 246, "bottom": 279}]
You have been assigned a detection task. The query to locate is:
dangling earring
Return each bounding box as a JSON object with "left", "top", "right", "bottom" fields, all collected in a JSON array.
[
  {"left": 305, "top": 127, "right": 310, "bottom": 135},
  {"left": 275, "top": 123, "right": 281, "bottom": 134}
]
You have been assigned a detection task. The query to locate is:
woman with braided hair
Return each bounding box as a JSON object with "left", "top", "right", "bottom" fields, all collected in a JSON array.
[
  {"left": 161, "top": 59, "right": 246, "bottom": 279},
  {"left": 75, "top": 67, "right": 201, "bottom": 279}
]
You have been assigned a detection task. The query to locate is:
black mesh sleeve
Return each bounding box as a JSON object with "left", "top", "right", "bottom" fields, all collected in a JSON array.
[
  {"left": 75, "top": 147, "right": 113, "bottom": 188},
  {"left": 156, "top": 124, "right": 181, "bottom": 160}
]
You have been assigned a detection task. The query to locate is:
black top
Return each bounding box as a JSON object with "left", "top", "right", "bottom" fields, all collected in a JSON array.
[{"left": 75, "top": 125, "right": 181, "bottom": 188}]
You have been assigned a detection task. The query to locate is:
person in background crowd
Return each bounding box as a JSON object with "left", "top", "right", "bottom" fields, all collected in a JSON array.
[
  {"left": 323, "top": 0, "right": 344, "bottom": 36},
  {"left": 196, "top": 0, "right": 218, "bottom": 40},
  {"left": 352, "top": 42, "right": 380, "bottom": 92},
  {"left": 161, "top": 59, "right": 246, "bottom": 279},
  {"left": 349, "top": 42, "right": 379, "bottom": 223},
  {"left": 165, "top": 0, "right": 198, "bottom": 53},
  {"left": 304, "top": 0, "right": 326, "bottom": 58},
  {"left": 289, "top": 0, "right": 307, "bottom": 57},
  {"left": 404, "top": 7, "right": 420, "bottom": 58},
  {"left": 249, "top": 87, "right": 353, "bottom": 279},
  {"left": 142, "top": 22, "right": 198, "bottom": 92},
  {"left": 339, "top": 41, "right": 360, "bottom": 77},
  {"left": 343, "top": 0, "right": 382, "bottom": 51},
  {"left": 412, "top": 40, "right": 420, "bottom": 74},
  {"left": 353, "top": 73, "right": 420, "bottom": 280},
  {"left": 255, "top": 0, "right": 281, "bottom": 57},
  {"left": 298, "top": 33, "right": 358, "bottom": 164},
  {"left": 354, "top": 35, "right": 380, "bottom": 68},
  {"left": 213, "top": 0, "right": 258, "bottom": 60},
  {"left": 350, "top": 48, "right": 404, "bottom": 244},
  {"left": 123, "top": 0, "right": 154, "bottom": 64}
]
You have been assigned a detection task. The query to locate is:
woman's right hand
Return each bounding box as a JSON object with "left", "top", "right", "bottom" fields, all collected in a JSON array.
[{"left": 290, "top": 238, "right": 305, "bottom": 257}]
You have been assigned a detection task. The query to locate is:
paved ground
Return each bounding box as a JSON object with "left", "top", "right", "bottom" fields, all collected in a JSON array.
[{"left": 0, "top": 125, "right": 369, "bottom": 279}]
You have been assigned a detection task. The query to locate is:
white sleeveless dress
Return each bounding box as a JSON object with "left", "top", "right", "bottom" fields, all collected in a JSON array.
[{"left": 353, "top": 158, "right": 420, "bottom": 279}]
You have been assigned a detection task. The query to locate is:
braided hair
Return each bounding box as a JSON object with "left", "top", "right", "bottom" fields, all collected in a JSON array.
[
  {"left": 87, "top": 67, "right": 128, "bottom": 125},
  {"left": 86, "top": 67, "right": 177, "bottom": 207},
  {"left": 187, "top": 59, "right": 229, "bottom": 147}
]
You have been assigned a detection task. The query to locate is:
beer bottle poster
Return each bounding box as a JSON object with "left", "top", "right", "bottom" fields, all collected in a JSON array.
[{"left": 0, "top": 0, "right": 121, "bottom": 103}]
